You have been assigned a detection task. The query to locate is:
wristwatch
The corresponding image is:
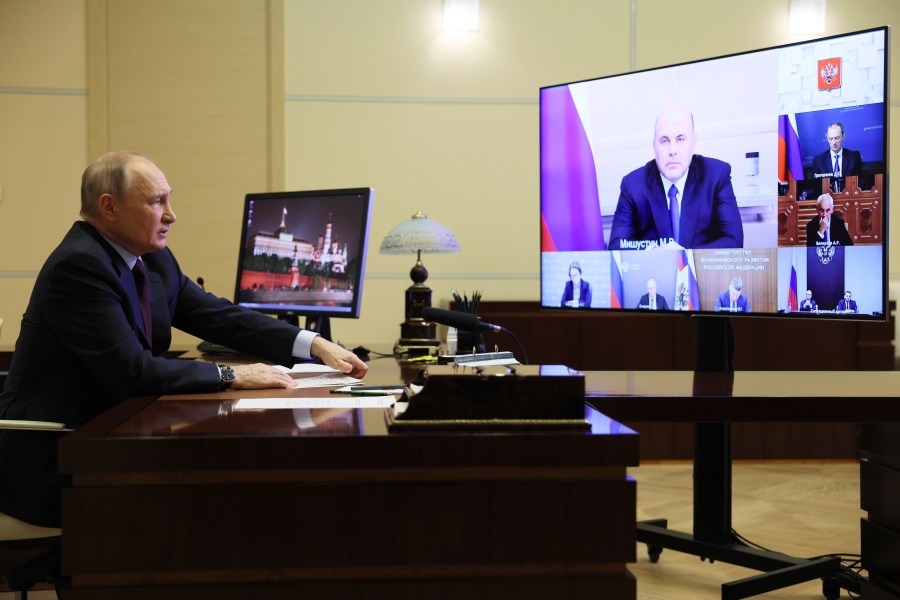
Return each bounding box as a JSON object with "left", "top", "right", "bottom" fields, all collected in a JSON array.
[{"left": 217, "top": 364, "right": 236, "bottom": 390}]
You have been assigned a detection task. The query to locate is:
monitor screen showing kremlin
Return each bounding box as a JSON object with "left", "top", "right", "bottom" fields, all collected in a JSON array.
[
  {"left": 233, "top": 188, "right": 373, "bottom": 323},
  {"left": 540, "top": 27, "right": 888, "bottom": 321}
]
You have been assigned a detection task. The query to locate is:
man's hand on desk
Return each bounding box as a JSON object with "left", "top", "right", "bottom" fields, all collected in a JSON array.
[
  {"left": 232, "top": 364, "right": 297, "bottom": 390},
  {"left": 311, "top": 337, "right": 369, "bottom": 379}
]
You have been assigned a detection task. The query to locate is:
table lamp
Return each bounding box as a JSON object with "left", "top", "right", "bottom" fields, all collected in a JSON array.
[{"left": 380, "top": 211, "right": 460, "bottom": 357}]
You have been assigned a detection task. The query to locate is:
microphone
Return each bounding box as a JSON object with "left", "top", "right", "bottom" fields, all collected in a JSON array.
[{"left": 421, "top": 307, "right": 503, "bottom": 332}]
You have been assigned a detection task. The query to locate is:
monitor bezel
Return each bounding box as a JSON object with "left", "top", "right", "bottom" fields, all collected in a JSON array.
[
  {"left": 539, "top": 26, "right": 890, "bottom": 323},
  {"left": 233, "top": 187, "right": 374, "bottom": 321}
]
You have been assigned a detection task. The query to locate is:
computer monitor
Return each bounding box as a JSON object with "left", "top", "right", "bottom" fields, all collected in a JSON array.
[
  {"left": 233, "top": 187, "right": 374, "bottom": 341},
  {"left": 540, "top": 27, "right": 888, "bottom": 327}
]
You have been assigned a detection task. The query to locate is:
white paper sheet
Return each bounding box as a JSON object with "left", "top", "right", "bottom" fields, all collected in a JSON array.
[
  {"left": 234, "top": 396, "right": 395, "bottom": 410},
  {"left": 292, "top": 374, "right": 362, "bottom": 388},
  {"left": 275, "top": 363, "right": 341, "bottom": 374}
]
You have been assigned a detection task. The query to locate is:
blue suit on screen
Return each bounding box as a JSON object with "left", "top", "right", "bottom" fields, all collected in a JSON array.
[
  {"left": 714, "top": 290, "right": 751, "bottom": 313},
  {"left": 608, "top": 155, "right": 743, "bottom": 250}
]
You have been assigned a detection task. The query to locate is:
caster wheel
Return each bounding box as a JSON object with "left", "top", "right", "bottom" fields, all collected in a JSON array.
[
  {"left": 822, "top": 575, "right": 840, "bottom": 600},
  {"left": 647, "top": 545, "right": 663, "bottom": 563}
]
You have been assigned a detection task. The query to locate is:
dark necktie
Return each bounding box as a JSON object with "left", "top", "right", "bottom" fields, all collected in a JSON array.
[
  {"left": 668, "top": 184, "right": 679, "bottom": 244},
  {"left": 833, "top": 154, "right": 840, "bottom": 177},
  {"left": 133, "top": 258, "right": 153, "bottom": 345}
]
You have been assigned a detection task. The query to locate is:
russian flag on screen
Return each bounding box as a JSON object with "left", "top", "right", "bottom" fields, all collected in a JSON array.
[
  {"left": 787, "top": 249, "right": 799, "bottom": 312},
  {"left": 540, "top": 85, "right": 605, "bottom": 252},
  {"left": 676, "top": 250, "right": 700, "bottom": 310},
  {"left": 610, "top": 251, "right": 624, "bottom": 308},
  {"left": 777, "top": 114, "right": 804, "bottom": 182}
]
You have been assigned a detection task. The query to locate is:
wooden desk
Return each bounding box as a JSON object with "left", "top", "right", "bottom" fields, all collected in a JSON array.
[{"left": 57, "top": 360, "right": 639, "bottom": 599}]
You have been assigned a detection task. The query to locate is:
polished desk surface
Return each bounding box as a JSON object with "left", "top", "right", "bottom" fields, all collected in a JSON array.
[
  {"left": 585, "top": 370, "right": 900, "bottom": 422},
  {"left": 60, "top": 359, "right": 638, "bottom": 476}
]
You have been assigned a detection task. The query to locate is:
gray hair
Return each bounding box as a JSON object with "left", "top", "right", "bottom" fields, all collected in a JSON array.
[{"left": 80, "top": 151, "right": 151, "bottom": 219}]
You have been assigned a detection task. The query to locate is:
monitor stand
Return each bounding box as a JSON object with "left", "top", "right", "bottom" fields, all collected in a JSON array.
[
  {"left": 637, "top": 315, "right": 856, "bottom": 599},
  {"left": 277, "top": 314, "right": 332, "bottom": 343}
]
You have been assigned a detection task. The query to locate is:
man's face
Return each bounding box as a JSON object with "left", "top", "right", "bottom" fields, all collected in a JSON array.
[
  {"left": 817, "top": 201, "right": 834, "bottom": 221},
  {"left": 647, "top": 280, "right": 657, "bottom": 297},
  {"left": 108, "top": 159, "right": 176, "bottom": 256},
  {"left": 845, "top": 292, "right": 852, "bottom": 302},
  {"left": 729, "top": 286, "right": 741, "bottom": 302},
  {"left": 826, "top": 125, "right": 844, "bottom": 153},
  {"left": 653, "top": 108, "right": 697, "bottom": 182},
  {"left": 805, "top": 290, "right": 813, "bottom": 300}
]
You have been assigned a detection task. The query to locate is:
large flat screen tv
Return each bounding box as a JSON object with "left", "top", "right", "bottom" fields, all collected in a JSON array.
[
  {"left": 233, "top": 188, "right": 374, "bottom": 339},
  {"left": 540, "top": 27, "right": 888, "bottom": 322}
]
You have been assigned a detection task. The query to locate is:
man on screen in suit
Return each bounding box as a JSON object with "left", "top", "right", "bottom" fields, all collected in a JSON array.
[
  {"left": 636, "top": 278, "right": 670, "bottom": 310},
  {"left": 806, "top": 193, "right": 854, "bottom": 247},
  {"left": 0, "top": 151, "right": 368, "bottom": 529},
  {"left": 608, "top": 104, "right": 744, "bottom": 251},
  {"left": 714, "top": 277, "right": 751, "bottom": 313},
  {"left": 810, "top": 122, "right": 863, "bottom": 183},
  {"left": 837, "top": 290, "right": 859, "bottom": 313},
  {"left": 799, "top": 289, "right": 818, "bottom": 312}
]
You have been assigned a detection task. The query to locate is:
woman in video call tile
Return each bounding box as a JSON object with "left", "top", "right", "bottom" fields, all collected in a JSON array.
[{"left": 560, "top": 261, "right": 592, "bottom": 308}]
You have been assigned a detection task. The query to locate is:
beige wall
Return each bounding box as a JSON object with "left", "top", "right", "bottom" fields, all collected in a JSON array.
[{"left": 1, "top": 0, "right": 899, "bottom": 349}]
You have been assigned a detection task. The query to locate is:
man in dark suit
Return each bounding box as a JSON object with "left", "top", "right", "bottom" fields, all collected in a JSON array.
[
  {"left": 798, "top": 289, "right": 817, "bottom": 312},
  {"left": 0, "top": 151, "right": 367, "bottom": 528},
  {"left": 837, "top": 290, "right": 859, "bottom": 313},
  {"left": 636, "top": 278, "right": 670, "bottom": 310},
  {"left": 608, "top": 104, "right": 743, "bottom": 250},
  {"left": 714, "top": 277, "right": 750, "bottom": 313},
  {"left": 560, "top": 260, "right": 592, "bottom": 308},
  {"left": 806, "top": 193, "right": 854, "bottom": 246},
  {"left": 810, "top": 122, "right": 863, "bottom": 181}
]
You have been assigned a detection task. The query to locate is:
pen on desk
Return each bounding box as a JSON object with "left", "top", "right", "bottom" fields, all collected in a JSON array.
[
  {"left": 329, "top": 386, "right": 405, "bottom": 394},
  {"left": 349, "top": 385, "right": 407, "bottom": 391},
  {"left": 349, "top": 390, "right": 401, "bottom": 396}
]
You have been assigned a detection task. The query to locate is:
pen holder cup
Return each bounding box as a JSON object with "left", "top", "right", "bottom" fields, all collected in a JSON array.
[{"left": 457, "top": 330, "right": 486, "bottom": 354}]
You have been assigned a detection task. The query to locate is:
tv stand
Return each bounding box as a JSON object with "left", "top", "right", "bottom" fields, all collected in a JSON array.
[{"left": 638, "top": 315, "right": 857, "bottom": 599}]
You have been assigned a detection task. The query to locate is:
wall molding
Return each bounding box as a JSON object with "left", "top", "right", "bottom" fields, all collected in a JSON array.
[
  {"left": 286, "top": 94, "right": 537, "bottom": 105},
  {"left": 0, "top": 86, "right": 87, "bottom": 96}
]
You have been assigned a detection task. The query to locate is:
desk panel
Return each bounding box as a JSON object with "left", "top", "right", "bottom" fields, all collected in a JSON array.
[{"left": 58, "top": 362, "right": 638, "bottom": 598}]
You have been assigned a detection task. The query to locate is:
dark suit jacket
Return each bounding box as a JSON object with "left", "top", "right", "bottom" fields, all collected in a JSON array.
[
  {"left": 561, "top": 279, "right": 592, "bottom": 307},
  {"left": 637, "top": 293, "right": 670, "bottom": 310},
  {"left": 0, "top": 221, "right": 303, "bottom": 526},
  {"left": 714, "top": 291, "right": 750, "bottom": 313},
  {"left": 805, "top": 215, "right": 854, "bottom": 246},
  {"left": 811, "top": 149, "right": 862, "bottom": 179},
  {"left": 609, "top": 155, "right": 743, "bottom": 250},
  {"left": 798, "top": 299, "right": 817, "bottom": 311},
  {"left": 837, "top": 299, "right": 859, "bottom": 313}
]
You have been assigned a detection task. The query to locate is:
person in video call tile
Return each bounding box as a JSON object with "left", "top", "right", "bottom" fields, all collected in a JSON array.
[
  {"left": 714, "top": 277, "right": 750, "bottom": 313},
  {"left": 560, "top": 261, "right": 592, "bottom": 308},
  {"left": 837, "top": 290, "right": 859, "bottom": 313},
  {"left": 810, "top": 122, "right": 862, "bottom": 181},
  {"left": 806, "top": 193, "right": 853, "bottom": 247},
  {"left": 608, "top": 104, "right": 743, "bottom": 251},
  {"left": 637, "top": 278, "right": 670, "bottom": 310},
  {"left": 798, "top": 289, "right": 817, "bottom": 312}
]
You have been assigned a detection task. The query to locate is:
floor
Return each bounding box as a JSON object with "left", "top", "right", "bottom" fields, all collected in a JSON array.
[
  {"left": 2, "top": 461, "right": 863, "bottom": 600},
  {"left": 631, "top": 461, "right": 862, "bottom": 600}
]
